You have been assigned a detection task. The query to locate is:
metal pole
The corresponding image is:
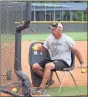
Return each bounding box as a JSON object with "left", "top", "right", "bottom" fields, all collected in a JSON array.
[
  {"left": 60, "top": 10, "right": 61, "bottom": 21},
  {"left": 50, "top": 12, "right": 51, "bottom": 21},
  {"left": 15, "top": 20, "right": 30, "bottom": 96},
  {"left": 54, "top": 5, "right": 55, "bottom": 21},
  {"left": 62, "top": 8, "right": 63, "bottom": 21},
  {"left": 45, "top": 3, "right": 46, "bottom": 21},
  {"left": 25, "top": 1, "right": 31, "bottom": 21},
  {"left": 34, "top": 4, "right": 36, "bottom": 21},
  {"left": 82, "top": 11, "right": 84, "bottom": 21},
  {"left": 70, "top": 10, "right": 71, "bottom": 21}
]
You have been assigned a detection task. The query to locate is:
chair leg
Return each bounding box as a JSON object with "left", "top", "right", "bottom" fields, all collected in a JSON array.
[
  {"left": 58, "top": 71, "right": 67, "bottom": 92},
  {"left": 55, "top": 71, "right": 61, "bottom": 85},
  {"left": 69, "top": 71, "right": 78, "bottom": 90}
]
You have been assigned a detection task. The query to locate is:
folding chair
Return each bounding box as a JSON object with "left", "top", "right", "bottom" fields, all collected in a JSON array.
[
  {"left": 55, "top": 49, "right": 78, "bottom": 92},
  {"left": 29, "top": 41, "right": 78, "bottom": 92},
  {"left": 29, "top": 41, "right": 53, "bottom": 87}
]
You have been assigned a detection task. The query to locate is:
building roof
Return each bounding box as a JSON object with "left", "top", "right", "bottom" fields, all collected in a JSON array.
[
  {"left": 32, "top": 2, "right": 87, "bottom": 11},
  {"left": 0, "top": 2, "right": 87, "bottom": 11}
]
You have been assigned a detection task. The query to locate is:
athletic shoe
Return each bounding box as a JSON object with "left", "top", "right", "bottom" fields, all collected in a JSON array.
[{"left": 46, "top": 80, "right": 55, "bottom": 87}]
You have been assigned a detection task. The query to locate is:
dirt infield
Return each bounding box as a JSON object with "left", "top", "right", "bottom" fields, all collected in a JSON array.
[
  {"left": 1, "top": 41, "right": 87, "bottom": 96},
  {"left": 1, "top": 43, "right": 19, "bottom": 85},
  {"left": 21, "top": 41, "right": 87, "bottom": 87}
]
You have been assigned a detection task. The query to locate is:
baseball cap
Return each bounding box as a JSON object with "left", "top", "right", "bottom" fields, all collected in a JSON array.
[{"left": 49, "top": 23, "right": 63, "bottom": 30}]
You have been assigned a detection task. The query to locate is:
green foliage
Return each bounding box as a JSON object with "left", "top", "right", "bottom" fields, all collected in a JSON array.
[{"left": 75, "top": 11, "right": 82, "bottom": 21}]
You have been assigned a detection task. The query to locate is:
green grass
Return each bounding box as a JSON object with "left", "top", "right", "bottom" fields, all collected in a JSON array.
[
  {"left": 22, "top": 32, "right": 87, "bottom": 41},
  {"left": 46, "top": 85, "right": 87, "bottom": 96},
  {"left": 1, "top": 32, "right": 87, "bottom": 44}
]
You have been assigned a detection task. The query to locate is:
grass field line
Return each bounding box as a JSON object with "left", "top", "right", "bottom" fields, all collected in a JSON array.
[{"left": 22, "top": 32, "right": 87, "bottom": 41}]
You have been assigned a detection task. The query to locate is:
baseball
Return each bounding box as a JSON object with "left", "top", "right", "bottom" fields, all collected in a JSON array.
[
  {"left": 81, "top": 68, "right": 86, "bottom": 73},
  {"left": 12, "top": 88, "right": 18, "bottom": 93},
  {"left": 32, "top": 45, "right": 39, "bottom": 51}
]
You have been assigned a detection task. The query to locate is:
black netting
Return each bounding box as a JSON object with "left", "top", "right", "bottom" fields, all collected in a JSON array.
[{"left": 0, "top": 1, "right": 30, "bottom": 96}]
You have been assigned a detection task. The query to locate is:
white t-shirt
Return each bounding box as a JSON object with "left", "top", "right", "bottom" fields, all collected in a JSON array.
[{"left": 43, "top": 34, "right": 75, "bottom": 66}]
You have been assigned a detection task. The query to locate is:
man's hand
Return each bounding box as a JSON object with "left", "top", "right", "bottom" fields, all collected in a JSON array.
[
  {"left": 78, "top": 62, "right": 87, "bottom": 73},
  {"left": 78, "top": 62, "right": 84, "bottom": 68},
  {"left": 38, "top": 45, "right": 45, "bottom": 52},
  {"left": 32, "top": 44, "right": 45, "bottom": 52}
]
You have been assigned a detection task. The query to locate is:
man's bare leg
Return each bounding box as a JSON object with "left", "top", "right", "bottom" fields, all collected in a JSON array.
[
  {"left": 32, "top": 63, "right": 44, "bottom": 77},
  {"left": 34, "top": 69, "right": 44, "bottom": 77},
  {"left": 32, "top": 63, "right": 53, "bottom": 81},
  {"left": 39, "top": 62, "right": 55, "bottom": 89}
]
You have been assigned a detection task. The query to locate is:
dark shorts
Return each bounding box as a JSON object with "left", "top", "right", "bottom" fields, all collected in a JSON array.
[{"left": 38, "top": 59, "right": 69, "bottom": 70}]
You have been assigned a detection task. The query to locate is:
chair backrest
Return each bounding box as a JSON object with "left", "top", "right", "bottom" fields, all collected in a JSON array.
[
  {"left": 29, "top": 42, "right": 50, "bottom": 65},
  {"left": 28, "top": 41, "right": 51, "bottom": 87},
  {"left": 63, "top": 50, "right": 75, "bottom": 71},
  {"left": 71, "top": 50, "right": 75, "bottom": 66}
]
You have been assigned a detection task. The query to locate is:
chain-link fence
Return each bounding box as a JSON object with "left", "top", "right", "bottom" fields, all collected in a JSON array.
[
  {"left": 1, "top": 1, "right": 27, "bottom": 34},
  {"left": 0, "top": 2, "right": 87, "bottom": 35},
  {"left": 0, "top": 1, "right": 31, "bottom": 95},
  {"left": 27, "top": 21, "right": 87, "bottom": 34}
]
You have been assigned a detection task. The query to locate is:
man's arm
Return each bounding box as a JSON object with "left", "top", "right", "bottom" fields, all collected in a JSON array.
[{"left": 71, "top": 46, "right": 84, "bottom": 68}]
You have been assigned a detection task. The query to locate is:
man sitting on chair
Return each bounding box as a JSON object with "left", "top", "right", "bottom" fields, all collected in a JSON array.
[{"left": 32, "top": 23, "right": 84, "bottom": 95}]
